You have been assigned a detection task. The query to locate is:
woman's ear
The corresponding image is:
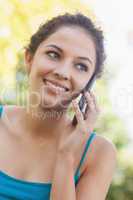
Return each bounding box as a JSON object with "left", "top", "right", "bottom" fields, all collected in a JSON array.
[{"left": 24, "top": 49, "right": 33, "bottom": 75}]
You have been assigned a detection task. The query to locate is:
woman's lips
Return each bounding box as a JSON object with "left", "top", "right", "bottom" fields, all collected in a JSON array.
[{"left": 43, "top": 79, "right": 69, "bottom": 94}]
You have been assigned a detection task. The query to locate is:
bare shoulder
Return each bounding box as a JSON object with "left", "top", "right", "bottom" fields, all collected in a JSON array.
[
  {"left": 75, "top": 133, "right": 117, "bottom": 199},
  {"left": 0, "top": 105, "right": 23, "bottom": 137},
  {"left": 85, "top": 133, "right": 117, "bottom": 171},
  {"left": 95, "top": 134, "right": 117, "bottom": 155}
]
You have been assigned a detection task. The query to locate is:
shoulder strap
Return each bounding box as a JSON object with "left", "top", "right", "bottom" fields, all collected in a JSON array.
[
  {"left": 75, "top": 131, "right": 96, "bottom": 178},
  {"left": 0, "top": 105, "right": 3, "bottom": 118}
]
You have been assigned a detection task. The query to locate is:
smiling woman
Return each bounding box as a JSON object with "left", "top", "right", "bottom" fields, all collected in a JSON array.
[{"left": 0, "top": 12, "right": 116, "bottom": 200}]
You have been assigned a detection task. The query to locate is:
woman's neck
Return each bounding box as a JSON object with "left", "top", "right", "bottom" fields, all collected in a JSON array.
[{"left": 18, "top": 104, "right": 72, "bottom": 142}]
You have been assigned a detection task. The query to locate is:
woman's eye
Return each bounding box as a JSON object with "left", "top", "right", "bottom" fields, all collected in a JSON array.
[
  {"left": 46, "top": 51, "right": 60, "bottom": 59},
  {"left": 76, "top": 63, "right": 88, "bottom": 72}
]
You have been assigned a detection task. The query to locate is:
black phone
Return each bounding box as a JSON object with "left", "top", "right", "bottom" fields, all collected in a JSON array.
[{"left": 72, "top": 74, "right": 96, "bottom": 126}]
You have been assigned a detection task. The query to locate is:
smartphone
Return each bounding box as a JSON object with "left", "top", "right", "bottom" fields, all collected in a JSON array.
[{"left": 72, "top": 74, "right": 96, "bottom": 126}]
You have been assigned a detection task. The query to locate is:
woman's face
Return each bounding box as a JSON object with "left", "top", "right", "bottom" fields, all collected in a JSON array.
[{"left": 25, "top": 26, "right": 96, "bottom": 110}]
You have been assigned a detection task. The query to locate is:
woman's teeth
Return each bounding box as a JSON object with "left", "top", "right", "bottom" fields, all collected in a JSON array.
[{"left": 45, "top": 80, "right": 66, "bottom": 92}]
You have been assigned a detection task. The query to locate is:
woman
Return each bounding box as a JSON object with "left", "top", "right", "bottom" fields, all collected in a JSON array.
[{"left": 0, "top": 12, "right": 117, "bottom": 200}]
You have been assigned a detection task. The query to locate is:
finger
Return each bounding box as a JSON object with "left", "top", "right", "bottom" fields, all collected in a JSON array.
[
  {"left": 84, "top": 100, "right": 95, "bottom": 120},
  {"left": 89, "top": 91, "right": 100, "bottom": 113},
  {"left": 84, "top": 104, "right": 89, "bottom": 120},
  {"left": 84, "top": 91, "right": 95, "bottom": 111},
  {"left": 72, "top": 100, "right": 84, "bottom": 124}
]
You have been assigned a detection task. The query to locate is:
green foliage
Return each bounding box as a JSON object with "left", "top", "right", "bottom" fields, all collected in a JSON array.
[{"left": 107, "top": 157, "right": 133, "bottom": 200}]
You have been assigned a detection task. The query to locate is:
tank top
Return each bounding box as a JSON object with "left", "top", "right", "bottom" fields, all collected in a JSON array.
[{"left": 0, "top": 105, "right": 96, "bottom": 200}]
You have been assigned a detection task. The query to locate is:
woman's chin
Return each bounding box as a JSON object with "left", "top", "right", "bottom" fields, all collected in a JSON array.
[
  {"left": 40, "top": 95, "right": 67, "bottom": 110},
  {"left": 41, "top": 94, "right": 55, "bottom": 105}
]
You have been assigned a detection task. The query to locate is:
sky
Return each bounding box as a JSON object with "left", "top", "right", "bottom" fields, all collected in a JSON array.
[{"left": 82, "top": 0, "right": 133, "bottom": 141}]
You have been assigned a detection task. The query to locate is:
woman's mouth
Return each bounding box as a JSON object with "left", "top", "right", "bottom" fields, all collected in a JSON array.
[{"left": 42, "top": 79, "right": 69, "bottom": 94}]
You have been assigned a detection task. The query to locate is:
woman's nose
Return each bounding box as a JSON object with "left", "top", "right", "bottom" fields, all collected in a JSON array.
[
  {"left": 54, "top": 72, "right": 68, "bottom": 80},
  {"left": 53, "top": 65, "right": 70, "bottom": 81}
]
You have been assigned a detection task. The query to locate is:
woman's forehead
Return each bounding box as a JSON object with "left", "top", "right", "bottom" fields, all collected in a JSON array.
[{"left": 39, "top": 26, "right": 96, "bottom": 62}]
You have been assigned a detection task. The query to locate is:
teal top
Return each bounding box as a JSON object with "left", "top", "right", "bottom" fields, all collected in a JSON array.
[{"left": 0, "top": 105, "right": 96, "bottom": 200}]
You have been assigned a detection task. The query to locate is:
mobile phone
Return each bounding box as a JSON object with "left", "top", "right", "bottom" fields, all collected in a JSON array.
[{"left": 72, "top": 74, "right": 96, "bottom": 126}]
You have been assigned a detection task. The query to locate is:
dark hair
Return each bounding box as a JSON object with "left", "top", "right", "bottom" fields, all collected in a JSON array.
[{"left": 25, "top": 12, "right": 106, "bottom": 79}]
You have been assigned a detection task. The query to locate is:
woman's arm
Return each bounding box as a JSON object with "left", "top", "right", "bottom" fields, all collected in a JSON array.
[
  {"left": 50, "top": 139, "right": 117, "bottom": 200},
  {"left": 76, "top": 140, "right": 117, "bottom": 200},
  {"left": 50, "top": 153, "right": 76, "bottom": 200}
]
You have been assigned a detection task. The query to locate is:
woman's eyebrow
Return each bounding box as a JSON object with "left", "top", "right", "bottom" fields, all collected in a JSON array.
[
  {"left": 46, "top": 44, "right": 63, "bottom": 53},
  {"left": 45, "top": 44, "right": 92, "bottom": 65},
  {"left": 77, "top": 56, "right": 92, "bottom": 65}
]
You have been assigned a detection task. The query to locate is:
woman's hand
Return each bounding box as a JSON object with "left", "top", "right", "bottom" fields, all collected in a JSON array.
[{"left": 58, "top": 90, "right": 100, "bottom": 158}]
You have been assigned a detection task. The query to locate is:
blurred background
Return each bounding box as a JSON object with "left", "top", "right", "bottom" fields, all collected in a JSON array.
[{"left": 0, "top": 0, "right": 132, "bottom": 199}]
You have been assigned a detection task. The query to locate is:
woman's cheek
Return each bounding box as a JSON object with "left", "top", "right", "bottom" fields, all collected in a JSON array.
[{"left": 36, "top": 59, "right": 57, "bottom": 76}]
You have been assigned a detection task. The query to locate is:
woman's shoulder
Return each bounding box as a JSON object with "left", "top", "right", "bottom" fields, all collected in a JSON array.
[
  {"left": 94, "top": 134, "right": 116, "bottom": 152},
  {"left": 0, "top": 105, "right": 24, "bottom": 137},
  {"left": 0, "top": 104, "right": 24, "bottom": 118},
  {"left": 85, "top": 133, "right": 117, "bottom": 170}
]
